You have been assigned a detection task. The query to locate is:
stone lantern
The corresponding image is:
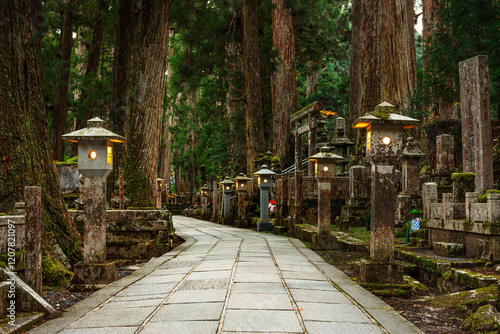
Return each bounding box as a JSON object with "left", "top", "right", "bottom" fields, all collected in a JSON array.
[
  {"left": 253, "top": 165, "right": 276, "bottom": 231},
  {"left": 234, "top": 173, "right": 252, "bottom": 226},
  {"left": 219, "top": 176, "right": 235, "bottom": 224},
  {"left": 156, "top": 178, "right": 165, "bottom": 209},
  {"left": 200, "top": 184, "right": 210, "bottom": 216},
  {"left": 62, "top": 117, "right": 125, "bottom": 287},
  {"left": 308, "top": 147, "right": 344, "bottom": 236},
  {"left": 352, "top": 101, "right": 419, "bottom": 283}
]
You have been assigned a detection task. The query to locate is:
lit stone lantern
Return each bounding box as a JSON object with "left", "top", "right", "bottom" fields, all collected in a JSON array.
[
  {"left": 253, "top": 165, "right": 276, "bottom": 231},
  {"left": 219, "top": 176, "right": 235, "bottom": 224},
  {"left": 352, "top": 101, "right": 419, "bottom": 283},
  {"left": 234, "top": 173, "right": 252, "bottom": 226},
  {"left": 308, "top": 147, "right": 344, "bottom": 236},
  {"left": 156, "top": 178, "right": 165, "bottom": 209},
  {"left": 200, "top": 184, "right": 210, "bottom": 216},
  {"left": 62, "top": 117, "right": 125, "bottom": 287}
]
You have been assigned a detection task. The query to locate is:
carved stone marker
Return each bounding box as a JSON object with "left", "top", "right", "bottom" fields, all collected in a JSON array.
[
  {"left": 24, "top": 186, "right": 42, "bottom": 295},
  {"left": 459, "top": 55, "right": 493, "bottom": 194},
  {"left": 436, "top": 134, "right": 454, "bottom": 176}
]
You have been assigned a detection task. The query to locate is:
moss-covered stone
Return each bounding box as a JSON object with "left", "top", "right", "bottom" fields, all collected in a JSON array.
[
  {"left": 41, "top": 256, "right": 72, "bottom": 287},
  {"left": 55, "top": 156, "right": 78, "bottom": 165},
  {"left": 462, "top": 304, "right": 500, "bottom": 332},
  {"left": 478, "top": 189, "right": 500, "bottom": 203}
]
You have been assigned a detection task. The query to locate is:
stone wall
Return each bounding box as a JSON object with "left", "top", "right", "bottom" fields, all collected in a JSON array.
[
  {"left": 69, "top": 209, "right": 175, "bottom": 261},
  {"left": 0, "top": 216, "right": 25, "bottom": 253}
]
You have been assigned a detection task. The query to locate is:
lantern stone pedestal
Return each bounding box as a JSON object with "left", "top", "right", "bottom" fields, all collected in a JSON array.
[
  {"left": 220, "top": 177, "right": 235, "bottom": 225},
  {"left": 353, "top": 102, "right": 419, "bottom": 284},
  {"left": 254, "top": 165, "right": 276, "bottom": 232},
  {"left": 63, "top": 117, "right": 125, "bottom": 290}
]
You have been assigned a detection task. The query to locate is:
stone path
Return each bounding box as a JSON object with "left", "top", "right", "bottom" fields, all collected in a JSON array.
[{"left": 30, "top": 216, "right": 422, "bottom": 334}]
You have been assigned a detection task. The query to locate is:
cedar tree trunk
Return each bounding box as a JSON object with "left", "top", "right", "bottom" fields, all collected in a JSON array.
[
  {"left": 125, "top": 0, "right": 169, "bottom": 206},
  {"left": 0, "top": 0, "right": 81, "bottom": 261},
  {"left": 242, "top": 0, "right": 265, "bottom": 174},
  {"left": 348, "top": 0, "right": 416, "bottom": 144},
  {"left": 271, "top": 0, "right": 298, "bottom": 168}
]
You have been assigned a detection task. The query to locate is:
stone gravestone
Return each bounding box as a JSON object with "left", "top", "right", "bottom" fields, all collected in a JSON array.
[
  {"left": 459, "top": 55, "right": 493, "bottom": 194},
  {"left": 436, "top": 134, "right": 454, "bottom": 176}
]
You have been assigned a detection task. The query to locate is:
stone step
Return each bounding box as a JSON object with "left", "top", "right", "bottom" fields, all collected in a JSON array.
[
  {"left": 0, "top": 311, "right": 45, "bottom": 334},
  {"left": 0, "top": 281, "right": 10, "bottom": 317},
  {"left": 433, "top": 242, "right": 465, "bottom": 257},
  {"left": 451, "top": 268, "right": 499, "bottom": 289}
]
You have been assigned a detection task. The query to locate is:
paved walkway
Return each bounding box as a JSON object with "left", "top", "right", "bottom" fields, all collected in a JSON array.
[{"left": 31, "top": 216, "right": 422, "bottom": 334}]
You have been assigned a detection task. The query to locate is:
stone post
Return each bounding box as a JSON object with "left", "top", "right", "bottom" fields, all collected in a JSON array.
[
  {"left": 459, "top": 55, "right": 494, "bottom": 193},
  {"left": 349, "top": 166, "right": 369, "bottom": 199},
  {"left": 237, "top": 189, "right": 247, "bottom": 226},
  {"left": 452, "top": 173, "right": 475, "bottom": 203},
  {"left": 466, "top": 192, "right": 478, "bottom": 222},
  {"left": 223, "top": 192, "right": 231, "bottom": 223},
  {"left": 259, "top": 187, "right": 270, "bottom": 225},
  {"left": 24, "top": 186, "right": 42, "bottom": 295},
  {"left": 212, "top": 181, "right": 218, "bottom": 221},
  {"left": 396, "top": 194, "right": 412, "bottom": 225},
  {"left": 293, "top": 170, "right": 303, "bottom": 225},
  {"left": 436, "top": 134, "right": 454, "bottom": 176},
  {"left": 442, "top": 193, "right": 454, "bottom": 220},
  {"left": 118, "top": 167, "right": 124, "bottom": 210},
  {"left": 201, "top": 196, "right": 208, "bottom": 216},
  {"left": 422, "top": 182, "right": 438, "bottom": 220},
  {"left": 317, "top": 179, "right": 331, "bottom": 235},
  {"left": 308, "top": 112, "right": 316, "bottom": 176},
  {"left": 401, "top": 138, "right": 425, "bottom": 195},
  {"left": 83, "top": 177, "right": 107, "bottom": 263},
  {"left": 487, "top": 193, "right": 500, "bottom": 223},
  {"left": 370, "top": 165, "right": 397, "bottom": 262}
]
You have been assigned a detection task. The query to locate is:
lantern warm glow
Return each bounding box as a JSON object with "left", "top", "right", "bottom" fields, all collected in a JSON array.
[
  {"left": 88, "top": 150, "right": 97, "bottom": 160},
  {"left": 366, "top": 128, "right": 372, "bottom": 151},
  {"left": 107, "top": 145, "right": 112, "bottom": 164},
  {"left": 382, "top": 136, "right": 391, "bottom": 145},
  {"left": 323, "top": 166, "right": 329, "bottom": 172}
]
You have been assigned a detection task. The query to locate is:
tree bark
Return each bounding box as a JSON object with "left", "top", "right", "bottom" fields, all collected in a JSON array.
[
  {"left": 271, "top": 0, "right": 298, "bottom": 168},
  {"left": 348, "top": 0, "right": 416, "bottom": 144},
  {"left": 52, "top": 2, "right": 74, "bottom": 161},
  {"left": 108, "top": 0, "right": 134, "bottom": 198},
  {"left": 306, "top": 61, "right": 320, "bottom": 99},
  {"left": 0, "top": 0, "right": 81, "bottom": 261},
  {"left": 125, "top": 0, "right": 169, "bottom": 206},
  {"left": 242, "top": 0, "right": 265, "bottom": 174}
]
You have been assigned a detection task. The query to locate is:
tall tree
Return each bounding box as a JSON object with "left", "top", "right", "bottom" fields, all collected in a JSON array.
[
  {"left": 52, "top": 0, "right": 75, "bottom": 161},
  {"left": 242, "top": 0, "right": 265, "bottom": 174},
  {"left": 108, "top": 0, "right": 135, "bottom": 196},
  {"left": 125, "top": 0, "right": 170, "bottom": 206},
  {"left": 271, "top": 0, "right": 298, "bottom": 168},
  {"left": 348, "top": 0, "right": 416, "bottom": 143},
  {"left": 0, "top": 0, "right": 81, "bottom": 260}
]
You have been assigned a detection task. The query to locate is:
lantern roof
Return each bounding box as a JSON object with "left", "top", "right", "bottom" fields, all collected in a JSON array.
[
  {"left": 352, "top": 102, "right": 420, "bottom": 130},
  {"left": 200, "top": 184, "right": 210, "bottom": 191},
  {"left": 308, "top": 147, "right": 344, "bottom": 161},
  {"left": 219, "top": 176, "right": 235, "bottom": 185},
  {"left": 233, "top": 173, "right": 252, "bottom": 182},
  {"left": 62, "top": 117, "right": 126, "bottom": 143},
  {"left": 253, "top": 165, "right": 277, "bottom": 176}
]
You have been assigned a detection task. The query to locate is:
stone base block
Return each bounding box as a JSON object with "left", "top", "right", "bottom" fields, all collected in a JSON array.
[
  {"left": 72, "top": 262, "right": 115, "bottom": 286},
  {"left": 433, "top": 242, "right": 464, "bottom": 257},
  {"left": 273, "top": 226, "right": 287, "bottom": 235},
  {"left": 360, "top": 259, "right": 404, "bottom": 284},
  {"left": 257, "top": 222, "right": 273, "bottom": 232},
  {"left": 311, "top": 234, "right": 340, "bottom": 250}
]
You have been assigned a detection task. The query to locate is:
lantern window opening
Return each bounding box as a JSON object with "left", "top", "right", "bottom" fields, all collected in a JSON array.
[
  {"left": 107, "top": 144, "right": 113, "bottom": 165},
  {"left": 88, "top": 150, "right": 97, "bottom": 160},
  {"left": 323, "top": 166, "right": 329, "bottom": 172},
  {"left": 382, "top": 136, "right": 391, "bottom": 145},
  {"left": 366, "top": 125, "right": 372, "bottom": 151}
]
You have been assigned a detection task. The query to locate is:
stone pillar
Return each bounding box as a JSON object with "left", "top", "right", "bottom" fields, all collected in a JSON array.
[
  {"left": 436, "top": 134, "right": 454, "bottom": 176},
  {"left": 396, "top": 194, "right": 412, "bottom": 225},
  {"left": 459, "top": 55, "right": 494, "bottom": 193},
  {"left": 442, "top": 193, "right": 454, "bottom": 220},
  {"left": 118, "top": 167, "right": 125, "bottom": 209},
  {"left": 401, "top": 138, "right": 425, "bottom": 195},
  {"left": 83, "top": 177, "right": 107, "bottom": 263},
  {"left": 293, "top": 170, "right": 303, "bottom": 225},
  {"left": 223, "top": 192, "right": 231, "bottom": 223},
  {"left": 212, "top": 181, "right": 218, "bottom": 221},
  {"left": 349, "top": 166, "right": 369, "bottom": 198},
  {"left": 452, "top": 173, "right": 475, "bottom": 203},
  {"left": 201, "top": 196, "right": 208, "bottom": 216},
  {"left": 466, "top": 192, "right": 478, "bottom": 222},
  {"left": 370, "top": 165, "right": 396, "bottom": 262},
  {"left": 237, "top": 190, "right": 247, "bottom": 226},
  {"left": 308, "top": 113, "right": 316, "bottom": 176},
  {"left": 487, "top": 193, "right": 500, "bottom": 223},
  {"left": 24, "top": 186, "right": 42, "bottom": 295},
  {"left": 259, "top": 188, "right": 269, "bottom": 225},
  {"left": 422, "top": 182, "right": 438, "bottom": 220},
  {"left": 317, "top": 180, "right": 331, "bottom": 235}
]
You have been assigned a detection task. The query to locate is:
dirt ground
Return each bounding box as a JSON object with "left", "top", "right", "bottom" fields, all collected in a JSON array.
[{"left": 315, "top": 248, "right": 500, "bottom": 334}]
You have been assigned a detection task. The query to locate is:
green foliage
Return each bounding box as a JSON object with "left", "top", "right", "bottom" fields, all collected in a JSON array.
[{"left": 409, "top": 0, "right": 500, "bottom": 121}]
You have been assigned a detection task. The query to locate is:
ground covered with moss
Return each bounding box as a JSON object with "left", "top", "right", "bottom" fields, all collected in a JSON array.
[{"left": 316, "top": 248, "right": 499, "bottom": 333}]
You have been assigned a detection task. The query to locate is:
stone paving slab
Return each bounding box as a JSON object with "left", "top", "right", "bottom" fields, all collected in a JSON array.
[{"left": 29, "top": 216, "right": 423, "bottom": 334}]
